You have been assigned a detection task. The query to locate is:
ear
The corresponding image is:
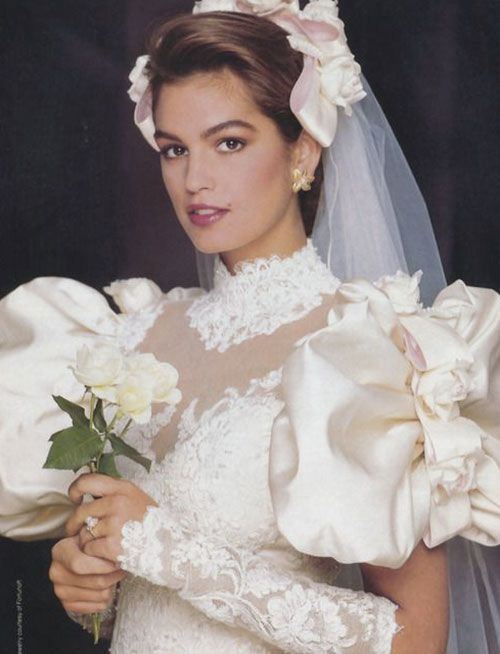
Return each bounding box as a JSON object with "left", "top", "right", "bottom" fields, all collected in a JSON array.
[{"left": 291, "top": 129, "right": 322, "bottom": 177}]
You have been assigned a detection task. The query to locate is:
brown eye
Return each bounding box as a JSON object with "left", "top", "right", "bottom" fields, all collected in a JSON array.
[
  {"left": 160, "top": 144, "right": 187, "bottom": 159},
  {"left": 217, "top": 138, "right": 245, "bottom": 153}
]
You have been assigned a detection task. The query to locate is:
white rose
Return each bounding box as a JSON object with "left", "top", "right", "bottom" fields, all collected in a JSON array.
[
  {"left": 193, "top": 0, "right": 238, "bottom": 12},
  {"left": 103, "top": 278, "right": 163, "bottom": 314},
  {"left": 301, "top": 0, "right": 340, "bottom": 26},
  {"left": 429, "top": 452, "right": 479, "bottom": 505},
  {"left": 127, "top": 55, "right": 150, "bottom": 103},
  {"left": 125, "top": 353, "right": 182, "bottom": 405},
  {"left": 286, "top": 2, "right": 365, "bottom": 123},
  {"left": 117, "top": 372, "right": 155, "bottom": 424},
  {"left": 413, "top": 360, "right": 473, "bottom": 421},
  {"left": 238, "top": 0, "right": 299, "bottom": 14},
  {"left": 193, "top": 0, "right": 298, "bottom": 15},
  {"left": 152, "top": 364, "right": 182, "bottom": 404},
  {"left": 287, "top": 33, "right": 323, "bottom": 59},
  {"left": 73, "top": 343, "right": 124, "bottom": 401},
  {"left": 374, "top": 270, "right": 423, "bottom": 314},
  {"left": 321, "top": 50, "right": 365, "bottom": 114}
]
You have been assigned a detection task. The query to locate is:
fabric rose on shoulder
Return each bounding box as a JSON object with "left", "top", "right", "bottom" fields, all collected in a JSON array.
[
  {"left": 374, "top": 269, "right": 423, "bottom": 314},
  {"left": 269, "top": 270, "right": 500, "bottom": 567},
  {"left": 103, "top": 278, "right": 164, "bottom": 314}
]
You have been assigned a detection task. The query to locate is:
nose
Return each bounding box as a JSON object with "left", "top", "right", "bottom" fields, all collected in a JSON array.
[{"left": 184, "top": 151, "right": 214, "bottom": 194}]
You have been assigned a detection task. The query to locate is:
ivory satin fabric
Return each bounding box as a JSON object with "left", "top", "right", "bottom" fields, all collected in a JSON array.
[
  {"left": 270, "top": 278, "right": 500, "bottom": 567},
  {"left": 0, "top": 278, "right": 124, "bottom": 539}
]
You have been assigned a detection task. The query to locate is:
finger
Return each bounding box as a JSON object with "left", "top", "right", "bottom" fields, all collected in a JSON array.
[
  {"left": 63, "top": 600, "right": 114, "bottom": 614},
  {"left": 65, "top": 497, "right": 110, "bottom": 537},
  {"left": 52, "top": 537, "right": 120, "bottom": 575},
  {"left": 49, "top": 560, "right": 125, "bottom": 589},
  {"left": 78, "top": 525, "right": 96, "bottom": 550},
  {"left": 68, "top": 473, "right": 126, "bottom": 505},
  {"left": 83, "top": 536, "right": 121, "bottom": 564},
  {"left": 78, "top": 516, "right": 113, "bottom": 548},
  {"left": 54, "top": 583, "right": 114, "bottom": 605}
]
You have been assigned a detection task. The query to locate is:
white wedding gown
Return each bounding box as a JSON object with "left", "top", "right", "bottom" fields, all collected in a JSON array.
[{"left": 1, "top": 239, "right": 499, "bottom": 653}]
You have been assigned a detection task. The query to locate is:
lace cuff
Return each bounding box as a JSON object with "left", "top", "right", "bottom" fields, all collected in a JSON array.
[
  {"left": 118, "top": 506, "right": 400, "bottom": 654},
  {"left": 66, "top": 582, "right": 119, "bottom": 640}
]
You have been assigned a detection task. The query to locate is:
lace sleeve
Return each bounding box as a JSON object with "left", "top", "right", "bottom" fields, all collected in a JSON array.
[
  {"left": 117, "top": 506, "right": 400, "bottom": 654},
  {"left": 66, "top": 582, "right": 119, "bottom": 640}
]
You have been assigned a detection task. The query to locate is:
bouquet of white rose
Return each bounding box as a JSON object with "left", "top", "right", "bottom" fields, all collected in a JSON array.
[{"left": 43, "top": 341, "right": 181, "bottom": 642}]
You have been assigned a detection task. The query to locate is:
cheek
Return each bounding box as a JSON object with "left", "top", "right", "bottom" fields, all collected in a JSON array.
[
  {"left": 235, "top": 148, "right": 291, "bottom": 209},
  {"left": 161, "top": 164, "right": 185, "bottom": 209}
]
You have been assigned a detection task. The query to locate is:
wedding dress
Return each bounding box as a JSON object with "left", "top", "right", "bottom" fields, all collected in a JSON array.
[{"left": 1, "top": 239, "right": 499, "bottom": 653}]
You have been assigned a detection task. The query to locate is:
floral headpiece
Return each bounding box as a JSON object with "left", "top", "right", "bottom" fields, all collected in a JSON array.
[{"left": 127, "top": 0, "right": 366, "bottom": 151}]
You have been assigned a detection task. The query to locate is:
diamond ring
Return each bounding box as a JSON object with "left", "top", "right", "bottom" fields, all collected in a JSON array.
[{"left": 84, "top": 515, "right": 100, "bottom": 539}]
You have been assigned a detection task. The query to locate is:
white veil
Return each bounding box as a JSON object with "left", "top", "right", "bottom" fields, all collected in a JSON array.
[{"left": 194, "top": 74, "right": 500, "bottom": 654}]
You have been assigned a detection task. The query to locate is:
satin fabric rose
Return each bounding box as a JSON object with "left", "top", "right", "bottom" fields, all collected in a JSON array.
[
  {"left": 103, "top": 278, "right": 163, "bottom": 314},
  {"left": 270, "top": 273, "right": 500, "bottom": 567}
]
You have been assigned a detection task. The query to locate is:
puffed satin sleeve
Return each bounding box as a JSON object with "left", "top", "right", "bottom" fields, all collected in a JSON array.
[
  {"left": 0, "top": 277, "right": 123, "bottom": 540},
  {"left": 0, "top": 276, "right": 199, "bottom": 541},
  {"left": 269, "top": 274, "right": 500, "bottom": 568}
]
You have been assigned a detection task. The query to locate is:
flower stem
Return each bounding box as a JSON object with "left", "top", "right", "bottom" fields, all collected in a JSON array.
[
  {"left": 117, "top": 418, "right": 133, "bottom": 439},
  {"left": 87, "top": 454, "right": 101, "bottom": 643},
  {"left": 108, "top": 408, "right": 121, "bottom": 432},
  {"left": 92, "top": 612, "right": 102, "bottom": 644},
  {"left": 89, "top": 393, "right": 96, "bottom": 432}
]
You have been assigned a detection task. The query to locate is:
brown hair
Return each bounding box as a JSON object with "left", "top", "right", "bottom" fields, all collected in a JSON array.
[{"left": 145, "top": 11, "right": 323, "bottom": 236}]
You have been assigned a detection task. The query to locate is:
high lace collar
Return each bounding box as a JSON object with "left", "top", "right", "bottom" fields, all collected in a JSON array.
[{"left": 186, "top": 239, "right": 339, "bottom": 353}]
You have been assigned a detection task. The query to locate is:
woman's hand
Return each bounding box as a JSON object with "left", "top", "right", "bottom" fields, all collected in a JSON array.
[
  {"left": 65, "top": 472, "right": 158, "bottom": 564},
  {"left": 49, "top": 534, "right": 126, "bottom": 614}
]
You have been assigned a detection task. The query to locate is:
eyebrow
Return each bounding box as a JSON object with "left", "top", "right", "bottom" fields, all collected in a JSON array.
[{"left": 154, "top": 119, "right": 257, "bottom": 142}]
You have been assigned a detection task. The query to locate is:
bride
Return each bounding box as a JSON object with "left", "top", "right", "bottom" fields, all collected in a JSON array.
[{"left": 1, "top": 1, "right": 499, "bottom": 652}]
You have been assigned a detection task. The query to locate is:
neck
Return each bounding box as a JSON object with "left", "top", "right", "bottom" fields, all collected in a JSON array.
[{"left": 220, "top": 212, "right": 307, "bottom": 275}]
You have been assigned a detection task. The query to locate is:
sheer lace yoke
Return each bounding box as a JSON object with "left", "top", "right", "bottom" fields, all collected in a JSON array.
[
  {"left": 131, "top": 295, "right": 335, "bottom": 463},
  {"left": 126, "top": 239, "right": 339, "bottom": 463}
]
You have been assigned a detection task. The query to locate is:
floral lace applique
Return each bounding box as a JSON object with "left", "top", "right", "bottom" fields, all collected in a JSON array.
[
  {"left": 186, "top": 239, "right": 339, "bottom": 352},
  {"left": 118, "top": 506, "right": 400, "bottom": 654}
]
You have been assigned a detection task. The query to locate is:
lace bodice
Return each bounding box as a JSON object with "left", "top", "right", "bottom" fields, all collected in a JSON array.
[{"left": 65, "top": 240, "right": 400, "bottom": 652}]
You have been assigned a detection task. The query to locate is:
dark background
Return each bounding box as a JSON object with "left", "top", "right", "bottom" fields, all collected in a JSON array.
[{"left": 1, "top": 1, "right": 499, "bottom": 652}]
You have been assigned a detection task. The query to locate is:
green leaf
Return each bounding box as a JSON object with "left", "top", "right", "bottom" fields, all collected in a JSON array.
[
  {"left": 97, "top": 453, "right": 122, "bottom": 478},
  {"left": 52, "top": 395, "right": 89, "bottom": 428},
  {"left": 93, "top": 399, "right": 107, "bottom": 433},
  {"left": 49, "top": 428, "right": 68, "bottom": 442},
  {"left": 43, "top": 426, "right": 102, "bottom": 471},
  {"left": 108, "top": 433, "right": 152, "bottom": 472}
]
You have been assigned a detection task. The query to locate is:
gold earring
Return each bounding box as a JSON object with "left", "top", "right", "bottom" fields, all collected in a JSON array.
[{"left": 292, "top": 168, "right": 315, "bottom": 193}]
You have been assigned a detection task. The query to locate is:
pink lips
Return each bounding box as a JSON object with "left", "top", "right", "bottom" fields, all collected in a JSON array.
[{"left": 187, "top": 204, "right": 229, "bottom": 226}]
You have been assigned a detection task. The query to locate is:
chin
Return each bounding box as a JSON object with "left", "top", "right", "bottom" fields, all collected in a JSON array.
[
  {"left": 187, "top": 231, "right": 225, "bottom": 255},
  {"left": 188, "top": 228, "right": 246, "bottom": 257},
  {"left": 193, "top": 241, "right": 221, "bottom": 255}
]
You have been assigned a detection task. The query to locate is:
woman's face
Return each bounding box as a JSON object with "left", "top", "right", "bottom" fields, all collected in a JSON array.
[{"left": 153, "top": 68, "right": 319, "bottom": 265}]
